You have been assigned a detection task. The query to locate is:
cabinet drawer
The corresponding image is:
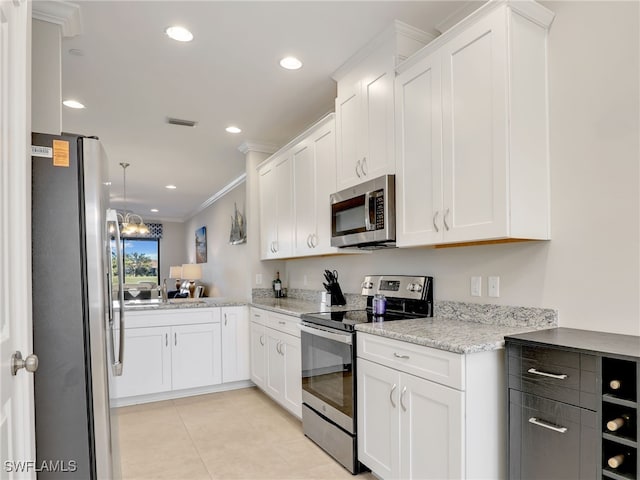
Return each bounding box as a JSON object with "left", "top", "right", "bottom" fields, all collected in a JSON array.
[
  {"left": 508, "top": 344, "right": 598, "bottom": 410},
  {"left": 269, "top": 312, "right": 301, "bottom": 338},
  {"left": 509, "top": 390, "right": 597, "bottom": 479},
  {"left": 357, "top": 332, "right": 464, "bottom": 390}
]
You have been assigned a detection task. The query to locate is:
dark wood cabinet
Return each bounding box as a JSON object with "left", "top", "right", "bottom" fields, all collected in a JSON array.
[{"left": 506, "top": 328, "right": 639, "bottom": 480}]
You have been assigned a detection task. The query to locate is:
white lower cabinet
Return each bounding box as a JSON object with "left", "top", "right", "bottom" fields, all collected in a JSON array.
[
  {"left": 357, "top": 332, "right": 504, "bottom": 479},
  {"left": 221, "top": 306, "right": 250, "bottom": 383},
  {"left": 250, "top": 307, "right": 302, "bottom": 418},
  {"left": 111, "top": 307, "right": 251, "bottom": 404}
]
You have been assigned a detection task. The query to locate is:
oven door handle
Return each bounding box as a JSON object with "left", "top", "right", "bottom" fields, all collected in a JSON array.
[{"left": 299, "top": 323, "right": 352, "bottom": 345}]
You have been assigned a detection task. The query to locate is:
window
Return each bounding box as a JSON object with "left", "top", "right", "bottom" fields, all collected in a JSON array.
[{"left": 121, "top": 238, "right": 160, "bottom": 285}]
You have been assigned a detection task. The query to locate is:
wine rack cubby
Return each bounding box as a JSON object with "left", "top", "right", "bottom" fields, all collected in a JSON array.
[{"left": 602, "top": 357, "right": 638, "bottom": 480}]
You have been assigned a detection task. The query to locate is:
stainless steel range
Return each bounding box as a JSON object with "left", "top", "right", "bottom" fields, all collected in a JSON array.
[{"left": 300, "top": 275, "right": 434, "bottom": 474}]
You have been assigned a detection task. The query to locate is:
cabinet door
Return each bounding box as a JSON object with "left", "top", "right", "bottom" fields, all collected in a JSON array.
[
  {"left": 312, "top": 123, "right": 338, "bottom": 254},
  {"left": 249, "top": 320, "right": 266, "bottom": 389},
  {"left": 221, "top": 306, "right": 250, "bottom": 383},
  {"left": 281, "top": 331, "right": 302, "bottom": 418},
  {"left": 265, "top": 329, "right": 285, "bottom": 399},
  {"left": 274, "top": 154, "right": 293, "bottom": 257},
  {"left": 361, "top": 68, "right": 395, "bottom": 181},
  {"left": 400, "top": 372, "right": 464, "bottom": 480},
  {"left": 112, "top": 326, "right": 171, "bottom": 398},
  {"left": 259, "top": 163, "right": 278, "bottom": 259},
  {"left": 293, "top": 140, "right": 315, "bottom": 256},
  {"left": 357, "top": 358, "right": 400, "bottom": 479},
  {"left": 441, "top": 9, "right": 508, "bottom": 242},
  {"left": 171, "top": 323, "right": 222, "bottom": 390},
  {"left": 395, "top": 51, "right": 443, "bottom": 247},
  {"left": 335, "top": 82, "right": 362, "bottom": 190}
]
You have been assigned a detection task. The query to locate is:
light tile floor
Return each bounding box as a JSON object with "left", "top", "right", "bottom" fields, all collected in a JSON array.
[{"left": 117, "top": 387, "right": 376, "bottom": 480}]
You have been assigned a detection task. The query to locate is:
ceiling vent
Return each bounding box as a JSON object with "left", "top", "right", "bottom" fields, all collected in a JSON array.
[{"left": 167, "top": 117, "right": 197, "bottom": 127}]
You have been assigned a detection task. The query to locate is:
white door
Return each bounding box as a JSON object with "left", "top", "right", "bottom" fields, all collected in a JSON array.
[
  {"left": 172, "top": 323, "right": 222, "bottom": 390},
  {"left": 335, "top": 82, "right": 361, "bottom": 189},
  {"left": 312, "top": 123, "right": 337, "bottom": 254},
  {"left": 258, "top": 164, "right": 277, "bottom": 259},
  {"left": 292, "top": 140, "right": 315, "bottom": 256},
  {"left": 357, "top": 358, "right": 399, "bottom": 479},
  {"left": 0, "top": 0, "right": 36, "bottom": 477},
  {"left": 249, "top": 320, "right": 266, "bottom": 389},
  {"left": 395, "top": 51, "right": 443, "bottom": 247},
  {"left": 399, "top": 373, "right": 464, "bottom": 479},
  {"left": 362, "top": 68, "right": 395, "bottom": 180}
]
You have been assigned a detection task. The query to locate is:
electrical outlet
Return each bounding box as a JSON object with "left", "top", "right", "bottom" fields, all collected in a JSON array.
[
  {"left": 255, "top": 273, "right": 262, "bottom": 285},
  {"left": 488, "top": 276, "right": 500, "bottom": 297},
  {"left": 470, "top": 276, "right": 482, "bottom": 297}
]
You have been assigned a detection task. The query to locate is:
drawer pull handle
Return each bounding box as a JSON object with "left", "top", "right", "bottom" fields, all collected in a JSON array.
[
  {"left": 528, "top": 417, "right": 568, "bottom": 434},
  {"left": 278, "top": 321, "right": 286, "bottom": 325},
  {"left": 394, "top": 353, "right": 410, "bottom": 359},
  {"left": 390, "top": 384, "right": 397, "bottom": 408},
  {"left": 527, "top": 368, "right": 568, "bottom": 380}
]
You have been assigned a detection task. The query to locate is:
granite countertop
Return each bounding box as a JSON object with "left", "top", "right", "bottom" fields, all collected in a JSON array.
[
  {"left": 355, "top": 317, "right": 545, "bottom": 354},
  {"left": 250, "top": 297, "right": 356, "bottom": 317},
  {"left": 121, "top": 298, "right": 247, "bottom": 311}
]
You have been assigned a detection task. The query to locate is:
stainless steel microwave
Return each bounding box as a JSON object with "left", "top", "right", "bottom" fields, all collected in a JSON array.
[{"left": 330, "top": 175, "right": 395, "bottom": 248}]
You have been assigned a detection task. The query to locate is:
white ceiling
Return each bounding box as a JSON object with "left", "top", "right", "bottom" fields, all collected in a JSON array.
[{"left": 60, "top": 1, "right": 476, "bottom": 222}]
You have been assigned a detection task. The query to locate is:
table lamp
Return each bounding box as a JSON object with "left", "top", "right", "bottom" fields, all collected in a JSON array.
[
  {"left": 169, "top": 266, "right": 182, "bottom": 290},
  {"left": 181, "top": 263, "right": 202, "bottom": 298}
]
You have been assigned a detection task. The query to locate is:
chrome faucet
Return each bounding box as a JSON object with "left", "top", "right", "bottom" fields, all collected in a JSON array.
[{"left": 161, "top": 278, "right": 168, "bottom": 303}]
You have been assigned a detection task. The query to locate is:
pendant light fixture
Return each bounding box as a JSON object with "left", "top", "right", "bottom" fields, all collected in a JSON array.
[{"left": 118, "top": 162, "right": 149, "bottom": 236}]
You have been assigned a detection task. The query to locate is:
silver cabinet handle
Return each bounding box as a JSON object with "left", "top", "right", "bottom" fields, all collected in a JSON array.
[
  {"left": 394, "top": 352, "right": 410, "bottom": 359},
  {"left": 224, "top": 313, "right": 228, "bottom": 326},
  {"left": 443, "top": 208, "right": 450, "bottom": 231},
  {"left": 165, "top": 333, "right": 168, "bottom": 347},
  {"left": 400, "top": 386, "right": 407, "bottom": 412},
  {"left": 280, "top": 343, "right": 285, "bottom": 356},
  {"left": 527, "top": 368, "right": 568, "bottom": 380},
  {"left": 276, "top": 341, "right": 281, "bottom": 355},
  {"left": 433, "top": 211, "right": 440, "bottom": 233},
  {"left": 355, "top": 160, "right": 362, "bottom": 178},
  {"left": 390, "top": 384, "right": 397, "bottom": 408},
  {"left": 174, "top": 332, "right": 177, "bottom": 346},
  {"left": 361, "top": 157, "right": 367, "bottom": 176},
  {"left": 259, "top": 334, "right": 264, "bottom": 346},
  {"left": 306, "top": 234, "right": 312, "bottom": 248},
  {"left": 311, "top": 234, "right": 318, "bottom": 248},
  {"left": 274, "top": 241, "right": 278, "bottom": 253},
  {"left": 528, "top": 417, "right": 568, "bottom": 434}
]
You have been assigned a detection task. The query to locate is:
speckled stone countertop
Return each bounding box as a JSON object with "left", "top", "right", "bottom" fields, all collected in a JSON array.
[
  {"left": 356, "top": 318, "right": 548, "bottom": 354},
  {"left": 121, "top": 298, "right": 247, "bottom": 311},
  {"left": 250, "top": 297, "right": 357, "bottom": 317}
]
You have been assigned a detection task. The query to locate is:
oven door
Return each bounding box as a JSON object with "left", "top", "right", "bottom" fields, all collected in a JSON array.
[{"left": 300, "top": 323, "right": 355, "bottom": 433}]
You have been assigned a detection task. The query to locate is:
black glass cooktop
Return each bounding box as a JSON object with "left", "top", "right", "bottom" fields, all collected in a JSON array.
[{"left": 301, "top": 309, "right": 421, "bottom": 332}]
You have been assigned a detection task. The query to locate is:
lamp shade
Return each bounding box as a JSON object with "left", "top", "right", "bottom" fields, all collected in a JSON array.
[
  {"left": 181, "top": 263, "right": 202, "bottom": 280},
  {"left": 169, "top": 266, "right": 182, "bottom": 279}
]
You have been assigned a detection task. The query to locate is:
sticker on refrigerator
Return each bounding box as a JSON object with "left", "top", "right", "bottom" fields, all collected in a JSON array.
[
  {"left": 53, "top": 140, "right": 70, "bottom": 167},
  {"left": 31, "top": 145, "right": 53, "bottom": 158}
]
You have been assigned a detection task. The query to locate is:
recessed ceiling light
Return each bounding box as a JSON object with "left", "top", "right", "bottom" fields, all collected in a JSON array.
[
  {"left": 279, "top": 56, "right": 302, "bottom": 70},
  {"left": 150, "top": 208, "right": 159, "bottom": 213},
  {"left": 63, "top": 100, "right": 85, "bottom": 109},
  {"left": 165, "top": 26, "right": 193, "bottom": 42},
  {"left": 225, "top": 126, "right": 242, "bottom": 134},
  {"left": 166, "top": 185, "right": 177, "bottom": 190}
]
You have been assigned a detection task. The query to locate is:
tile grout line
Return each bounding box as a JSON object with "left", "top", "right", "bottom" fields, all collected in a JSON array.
[{"left": 171, "top": 398, "right": 215, "bottom": 480}]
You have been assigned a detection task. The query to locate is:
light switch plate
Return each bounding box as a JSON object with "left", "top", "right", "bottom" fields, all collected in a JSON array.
[
  {"left": 470, "top": 276, "right": 482, "bottom": 297},
  {"left": 256, "top": 273, "right": 263, "bottom": 285},
  {"left": 488, "top": 276, "right": 500, "bottom": 297}
]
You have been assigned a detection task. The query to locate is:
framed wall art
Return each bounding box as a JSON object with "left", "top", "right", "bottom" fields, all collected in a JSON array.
[{"left": 195, "top": 226, "right": 207, "bottom": 263}]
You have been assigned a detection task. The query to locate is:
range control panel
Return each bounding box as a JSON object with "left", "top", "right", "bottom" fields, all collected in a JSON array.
[{"left": 360, "top": 275, "right": 433, "bottom": 301}]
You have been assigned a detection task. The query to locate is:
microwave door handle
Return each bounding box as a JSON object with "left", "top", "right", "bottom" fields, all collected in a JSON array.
[{"left": 364, "top": 191, "right": 373, "bottom": 231}]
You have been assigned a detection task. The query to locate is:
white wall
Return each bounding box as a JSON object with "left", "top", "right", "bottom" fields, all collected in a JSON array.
[
  {"left": 32, "top": 19, "right": 61, "bottom": 134},
  {"left": 159, "top": 221, "right": 186, "bottom": 287},
  {"left": 280, "top": 1, "right": 640, "bottom": 336},
  {"left": 184, "top": 183, "right": 251, "bottom": 300}
]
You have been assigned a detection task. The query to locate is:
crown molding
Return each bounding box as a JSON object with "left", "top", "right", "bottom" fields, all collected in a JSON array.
[
  {"left": 187, "top": 173, "right": 247, "bottom": 220},
  {"left": 435, "top": 1, "right": 484, "bottom": 34},
  {"left": 32, "top": 1, "right": 82, "bottom": 37},
  {"left": 238, "top": 141, "right": 278, "bottom": 155}
]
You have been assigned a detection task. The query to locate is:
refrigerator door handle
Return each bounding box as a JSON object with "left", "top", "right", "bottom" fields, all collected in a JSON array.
[{"left": 107, "top": 209, "right": 125, "bottom": 376}]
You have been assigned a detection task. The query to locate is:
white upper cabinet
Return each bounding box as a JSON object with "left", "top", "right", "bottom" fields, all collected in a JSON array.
[
  {"left": 293, "top": 115, "right": 338, "bottom": 256},
  {"left": 258, "top": 152, "right": 292, "bottom": 259},
  {"left": 395, "top": 1, "right": 554, "bottom": 247},
  {"left": 334, "top": 21, "right": 436, "bottom": 190}
]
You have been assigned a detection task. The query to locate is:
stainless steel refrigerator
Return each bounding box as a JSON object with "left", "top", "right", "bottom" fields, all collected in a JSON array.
[{"left": 31, "top": 132, "right": 124, "bottom": 479}]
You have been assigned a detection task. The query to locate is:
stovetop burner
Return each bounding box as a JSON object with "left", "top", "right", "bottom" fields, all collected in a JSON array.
[{"left": 301, "top": 275, "right": 434, "bottom": 332}]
